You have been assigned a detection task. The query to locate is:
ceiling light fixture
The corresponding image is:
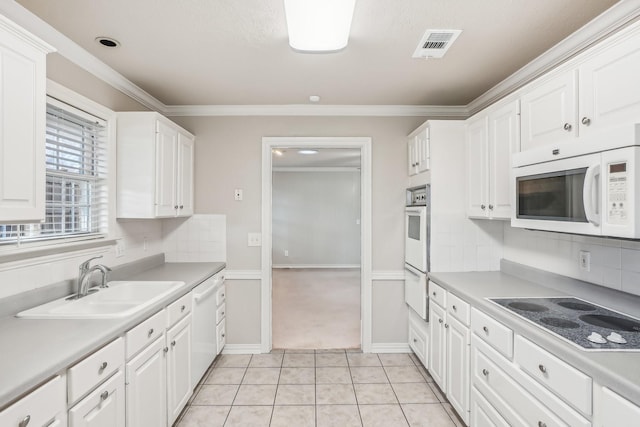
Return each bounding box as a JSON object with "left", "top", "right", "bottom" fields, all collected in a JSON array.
[
  {"left": 272, "top": 149, "right": 284, "bottom": 156},
  {"left": 298, "top": 149, "right": 318, "bottom": 155},
  {"left": 309, "top": 95, "right": 321, "bottom": 103},
  {"left": 283, "top": 0, "right": 357, "bottom": 52},
  {"left": 95, "top": 36, "right": 120, "bottom": 48}
]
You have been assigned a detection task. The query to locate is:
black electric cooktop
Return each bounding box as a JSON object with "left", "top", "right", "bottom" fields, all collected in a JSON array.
[{"left": 489, "top": 297, "right": 640, "bottom": 351}]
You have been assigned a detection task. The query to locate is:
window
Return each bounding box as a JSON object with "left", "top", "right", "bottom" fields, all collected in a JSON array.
[{"left": 0, "top": 97, "right": 108, "bottom": 245}]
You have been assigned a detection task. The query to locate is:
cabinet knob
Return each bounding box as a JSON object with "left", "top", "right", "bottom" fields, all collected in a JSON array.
[
  {"left": 171, "top": 340, "right": 176, "bottom": 347},
  {"left": 222, "top": 333, "right": 225, "bottom": 338},
  {"left": 100, "top": 391, "right": 109, "bottom": 401},
  {"left": 148, "top": 328, "right": 154, "bottom": 337},
  {"left": 222, "top": 311, "right": 225, "bottom": 316},
  {"left": 98, "top": 361, "right": 108, "bottom": 372},
  {"left": 221, "top": 293, "right": 225, "bottom": 298},
  {"left": 181, "top": 305, "right": 186, "bottom": 312},
  {"left": 18, "top": 415, "right": 30, "bottom": 427},
  {"left": 552, "top": 148, "right": 560, "bottom": 155},
  {"left": 180, "top": 205, "right": 184, "bottom": 209},
  {"left": 581, "top": 117, "right": 591, "bottom": 126},
  {"left": 452, "top": 305, "right": 457, "bottom": 311},
  {"left": 538, "top": 364, "right": 547, "bottom": 374},
  {"left": 413, "top": 338, "right": 418, "bottom": 343},
  {"left": 164, "top": 347, "right": 169, "bottom": 353},
  {"left": 538, "top": 422, "right": 547, "bottom": 427},
  {"left": 444, "top": 323, "right": 449, "bottom": 329},
  {"left": 488, "top": 204, "right": 494, "bottom": 210},
  {"left": 174, "top": 205, "right": 179, "bottom": 209},
  {"left": 563, "top": 123, "right": 572, "bottom": 131},
  {"left": 481, "top": 204, "right": 486, "bottom": 210},
  {"left": 483, "top": 326, "right": 489, "bottom": 333},
  {"left": 482, "top": 369, "right": 489, "bottom": 377},
  {"left": 438, "top": 318, "right": 443, "bottom": 324}
]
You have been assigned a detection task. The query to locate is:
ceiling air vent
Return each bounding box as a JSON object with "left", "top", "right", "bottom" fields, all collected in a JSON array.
[{"left": 412, "top": 29, "right": 462, "bottom": 59}]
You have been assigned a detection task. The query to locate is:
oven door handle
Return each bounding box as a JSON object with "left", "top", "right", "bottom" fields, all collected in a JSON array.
[{"left": 583, "top": 164, "right": 601, "bottom": 227}]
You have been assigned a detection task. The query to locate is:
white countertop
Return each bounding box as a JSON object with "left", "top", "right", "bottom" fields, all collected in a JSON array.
[
  {"left": 0, "top": 261, "right": 225, "bottom": 409},
  {"left": 428, "top": 269, "right": 640, "bottom": 405}
]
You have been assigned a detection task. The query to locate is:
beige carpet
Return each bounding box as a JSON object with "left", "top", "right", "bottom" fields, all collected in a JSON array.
[{"left": 272, "top": 268, "right": 361, "bottom": 350}]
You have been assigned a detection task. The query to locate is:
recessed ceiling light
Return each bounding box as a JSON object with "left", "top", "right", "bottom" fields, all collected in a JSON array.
[
  {"left": 272, "top": 149, "right": 284, "bottom": 156},
  {"left": 284, "top": 0, "right": 357, "bottom": 52},
  {"left": 95, "top": 37, "right": 120, "bottom": 48},
  {"left": 309, "top": 95, "right": 321, "bottom": 103},
  {"left": 298, "top": 149, "right": 318, "bottom": 155}
]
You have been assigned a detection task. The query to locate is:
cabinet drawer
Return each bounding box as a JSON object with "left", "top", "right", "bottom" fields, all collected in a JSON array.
[
  {"left": 215, "top": 284, "right": 226, "bottom": 306},
  {"left": 216, "top": 318, "right": 226, "bottom": 354},
  {"left": 69, "top": 370, "right": 125, "bottom": 427},
  {"left": 472, "top": 342, "right": 575, "bottom": 427},
  {"left": 515, "top": 336, "right": 592, "bottom": 415},
  {"left": 216, "top": 302, "right": 226, "bottom": 325},
  {"left": 447, "top": 293, "right": 470, "bottom": 326},
  {"left": 0, "top": 376, "right": 65, "bottom": 427},
  {"left": 126, "top": 310, "right": 167, "bottom": 359},
  {"left": 429, "top": 281, "right": 446, "bottom": 308},
  {"left": 408, "top": 310, "right": 428, "bottom": 367},
  {"left": 68, "top": 338, "right": 124, "bottom": 404},
  {"left": 470, "top": 386, "right": 510, "bottom": 427},
  {"left": 471, "top": 308, "right": 513, "bottom": 358},
  {"left": 167, "top": 292, "right": 192, "bottom": 328}
]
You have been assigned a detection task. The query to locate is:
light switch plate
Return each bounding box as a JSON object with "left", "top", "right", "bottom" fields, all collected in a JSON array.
[{"left": 248, "top": 232, "right": 262, "bottom": 246}]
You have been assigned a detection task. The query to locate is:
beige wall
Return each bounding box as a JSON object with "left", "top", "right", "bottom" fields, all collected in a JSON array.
[{"left": 172, "top": 115, "right": 424, "bottom": 271}]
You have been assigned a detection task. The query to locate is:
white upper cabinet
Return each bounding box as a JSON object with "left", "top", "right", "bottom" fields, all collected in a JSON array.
[
  {"left": 0, "top": 17, "right": 53, "bottom": 223},
  {"left": 408, "top": 125, "right": 430, "bottom": 175},
  {"left": 117, "top": 112, "right": 195, "bottom": 218},
  {"left": 579, "top": 29, "right": 640, "bottom": 136},
  {"left": 466, "top": 100, "right": 518, "bottom": 220}
]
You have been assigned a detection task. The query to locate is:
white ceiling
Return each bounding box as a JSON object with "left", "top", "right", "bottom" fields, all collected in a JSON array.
[{"left": 16, "top": 0, "right": 619, "bottom": 107}]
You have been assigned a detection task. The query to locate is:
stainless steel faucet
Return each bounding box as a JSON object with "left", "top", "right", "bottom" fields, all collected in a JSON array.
[{"left": 75, "top": 256, "right": 112, "bottom": 299}]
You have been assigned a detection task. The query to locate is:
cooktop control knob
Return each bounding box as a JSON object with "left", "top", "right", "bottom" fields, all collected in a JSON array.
[
  {"left": 587, "top": 332, "right": 607, "bottom": 344},
  {"left": 606, "top": 332, "right": 627, "bottom": 344}
]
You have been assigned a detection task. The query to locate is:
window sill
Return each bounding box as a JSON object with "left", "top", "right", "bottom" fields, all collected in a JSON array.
[{"left": 0, "top": 237, "right": 117, "bottom": 269}]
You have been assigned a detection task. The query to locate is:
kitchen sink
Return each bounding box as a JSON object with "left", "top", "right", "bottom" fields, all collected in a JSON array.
[{"left": 16, "top": 281, "right": 185, "bottom": 319}]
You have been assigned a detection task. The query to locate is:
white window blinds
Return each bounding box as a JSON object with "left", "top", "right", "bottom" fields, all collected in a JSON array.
[{"left": 0, "top": 97, "right": 108, "bottom": 244}]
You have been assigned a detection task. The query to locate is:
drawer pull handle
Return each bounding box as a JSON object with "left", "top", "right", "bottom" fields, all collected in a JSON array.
[
  {"left": 99, "top": 362, "right": 108, "bottom": 372},
  {"left": 538, "top": 364, "right": 547, "bottom": 374},
  {"left": 452, "top": 305, "right": 457, "bottom": 311},
  {"left": 483, "top": 326, "right": 489, "bottom": 333},
  {"left": 181, "top": 305, "right": 186, "bottom": 312},
  {"left": 148, "top": 328, "right": 154, "bottom": 337},
  {"left": 100, "top": 391, "right": 109, "bottom": 401},
  {"left": 482, "top": 369, "right": 489, "bottom": 377},
  {"left": 438, "top": 318, "right": 443, "bottom": 324},
  {"left": 171, "top": 340, "right": 176, "bottom": 347},
  {"left": 18, "top": 415, "right": 30, "bottom": 427},
  {"left": 538, "top": 422, "right": 547, "bottom": 427}
]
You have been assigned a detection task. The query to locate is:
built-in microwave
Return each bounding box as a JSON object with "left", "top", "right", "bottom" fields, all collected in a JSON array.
[{"left": 512, "top": 146, "right": 640, "bottom": 238}]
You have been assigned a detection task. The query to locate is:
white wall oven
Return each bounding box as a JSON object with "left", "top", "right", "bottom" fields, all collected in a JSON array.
[
  {"left": 405, "top": 185, "right": 430, "bottom": 320},
  {"left": 513, "top": 146, "right": 640, "bottom": 238}
]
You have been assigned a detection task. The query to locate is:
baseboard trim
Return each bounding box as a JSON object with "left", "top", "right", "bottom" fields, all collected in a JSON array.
[
  {"left": 221, "top": 344, "right": 263, "bottom": 354},
  {"left": 370, "top": 343, "right": 412, "bottom": 353},
  {"left": 272, "top": 264, "right": 360, "bottom": 269}
]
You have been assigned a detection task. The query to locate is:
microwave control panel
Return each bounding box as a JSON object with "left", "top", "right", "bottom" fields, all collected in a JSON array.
[{"left": 607, "top": 162, "right": 628, "bottom": 224}]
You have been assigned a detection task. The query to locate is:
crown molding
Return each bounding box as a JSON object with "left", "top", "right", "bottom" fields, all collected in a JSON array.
[
  {"left": 163, "top": 104, "right": 468, "bottom": 117},
  {"left": 467, "top": 0, "right": 640, "bottom": 115},
  {"left": 2, "top": 0, "right": 639, "bottom": 118}
]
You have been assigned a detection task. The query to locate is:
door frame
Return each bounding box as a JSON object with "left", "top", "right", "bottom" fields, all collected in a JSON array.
[{"left": 261, "top": 136, "right": 372, "bottom": 353}]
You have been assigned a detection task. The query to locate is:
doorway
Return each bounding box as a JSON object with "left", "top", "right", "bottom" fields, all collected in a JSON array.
[{"left": 261, "top": 137, "right": 372, "bottom": 353}]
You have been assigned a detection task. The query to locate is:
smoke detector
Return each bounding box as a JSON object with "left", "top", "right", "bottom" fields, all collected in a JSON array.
[{"left": 412, "top": 29, "right": 462, "bottom": 59}]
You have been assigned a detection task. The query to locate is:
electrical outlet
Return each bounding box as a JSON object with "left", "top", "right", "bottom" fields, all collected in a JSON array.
[
  {"left": 579, "top": 250, "right": 591, "bottom": 272},
  {"left": 284, "top": 249, "right": 289, "bottom": 257},
  {"left": 234, "top": 189, "right": 243, "bottom": 201},
  {"left": 248, "top": 232, "right": 261, "bottom": 247},
  {"left": 143, "top": 236, "right": 148, "bottom": 251}
]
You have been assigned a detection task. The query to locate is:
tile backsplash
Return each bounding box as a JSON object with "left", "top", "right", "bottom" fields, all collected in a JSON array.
[
  {"left": 162, "top": 214, "right": 226, "bottom": 262},
  {"left": 502, "top": 225, "right": 640, "bottom": 297}
]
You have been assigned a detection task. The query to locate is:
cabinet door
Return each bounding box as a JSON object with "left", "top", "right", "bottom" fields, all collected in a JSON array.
[
  {"left": 69, "top": 370, "right": 125, "bottom": 427},
  {"left": 0, "top": 375, "right": 66, "bottom": 427},
  {"left": 446, "top": 316, "right": 470, "bottom": 424},
  {"left": 520, "top": 70, "right": 577, "bottom": 152},
  {"left": 126, "top": 337, "right": 167, "bottom": 427},
  {"left": 466, "top": 116, "right": 489, "bottom": 218},
  {"left": 597, "top": 387, "right": 640, "bottom": 426},
  {"left": 428, "top": 301, "right": 447, "bottom": 392},
  {"left": 407, "top": 137, "right": 418, "bottom": 176},
  {"left": 416, "top": 128, "right": 430, "bottom": 173},
  {"left": 154, "top": 120, "right": 178, "bottom": 217},
  {"left": 167, "top": 315, "right": 192, "bottom": 425},
  {"left": 579, "top": 31, "right": 640, "bottom": 136},
  {"left": 0, "top": 26, "right": 47, "bottom": 223},
  {"left": 176, "top": 132, "right": 194, "bottom": 217},
  {"left": 488, "top": 101, "right": 518, "bottom": 219},
  {"left": 471, "top": 387, "right": 510, "bottom": 427}
]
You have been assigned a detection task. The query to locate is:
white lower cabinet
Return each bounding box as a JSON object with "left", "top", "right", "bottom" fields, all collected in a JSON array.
[
  {"left": 68, "top": 371, "right": 126, "bottom": 427},
  {"left": 595, "top": 387, "right": 640, "bottom": 426},
  {"left": 470, "top": 386, "right": 509, "bottom": 427},
  {"left": 125, "top": 336, "right": 167, "bottom": 427},
  {"left": 428, "top": 281, "right": 470, "bottom": 425},
  {"left": 0, "top": 375, "right": 67, "bottom": 427},
  {"left": 167, "top": 314, "right": 193, "bottom": 425},
  {"left": 408, "top": 308, "right": 429, "bottom": 367}
]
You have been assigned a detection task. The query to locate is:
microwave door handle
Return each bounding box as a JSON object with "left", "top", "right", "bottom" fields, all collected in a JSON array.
[{"left": 583, "top": 164, "right": 601, "bottom": 226}]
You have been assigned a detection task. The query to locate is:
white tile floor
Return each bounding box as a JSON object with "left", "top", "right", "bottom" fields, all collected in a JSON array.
[{"left": 175, "top": 350, "right": 464, "bottom": 427}]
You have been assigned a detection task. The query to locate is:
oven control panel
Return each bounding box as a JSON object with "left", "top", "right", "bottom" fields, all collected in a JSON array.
[
  {"left": 607, "top": 162, "right": 628, "bottom": 224},
  {"left": 406, "top": 185, "right": 429, "bottom": 206}
]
